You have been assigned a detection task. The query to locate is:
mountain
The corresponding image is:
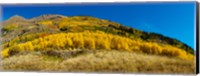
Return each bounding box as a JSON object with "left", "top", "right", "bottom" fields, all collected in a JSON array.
[
  {"left": 30, "top": 14, "right": 67, "bottom": 21},
  {"left": 0, "top": 14, "right": 195, "bottom": 73},
  {"left": 6, "top": 15, "right": 26, "bottom": 21},
  {"left": 2, "top": 15, "right": 27, "bottom": 26},
  {"left": 1, "top": 15, "right": 194, "bottom": 54}
]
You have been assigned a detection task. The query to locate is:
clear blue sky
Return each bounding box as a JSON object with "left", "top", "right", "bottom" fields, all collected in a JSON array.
[{"left": 1, "top": 2, "right": 196, "bottom": 49}]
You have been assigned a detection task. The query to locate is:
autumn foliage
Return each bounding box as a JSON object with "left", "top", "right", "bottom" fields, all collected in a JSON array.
[{"left": 1, "top": 31, "right": 193, "bottom": 60}]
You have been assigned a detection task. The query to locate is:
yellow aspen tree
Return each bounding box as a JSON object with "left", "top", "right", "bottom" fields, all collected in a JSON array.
[
  {"left": 66, "top": 38, "right": 73, "bottom": 47},
  {"left": 26, "top": 42, "right": 34, "bottom": 51},
  {"left": 102, "top": 39, "right": 110, "bottom": 50},
  {"left": 1, "top": 49, "right": 9, "bottom": 58}
]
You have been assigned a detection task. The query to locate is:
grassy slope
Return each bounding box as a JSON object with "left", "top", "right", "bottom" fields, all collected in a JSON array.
[{"left": 1, "top": 50, "right": 195, "bottom": 74}]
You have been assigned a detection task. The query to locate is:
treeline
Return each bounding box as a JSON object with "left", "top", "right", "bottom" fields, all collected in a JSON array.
[
  {"left": 26, "top": 17, "right": 196, "bottom": 55},
  {"left": 107, "top": 24, "right": 194, "bottom": 54},
  {"left": 1, "top": 31, "right": 193, "bottom": 60},
  {"left": 2, "top": 32, "right": 52, "bottom": 48}
]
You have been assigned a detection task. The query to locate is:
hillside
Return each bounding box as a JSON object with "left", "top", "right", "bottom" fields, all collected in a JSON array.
[{"left": 0, "top": 14, "right": 195, "bottom": 73}]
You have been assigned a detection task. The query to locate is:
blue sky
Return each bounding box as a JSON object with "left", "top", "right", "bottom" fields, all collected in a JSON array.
[{"left": 1, "top": 2, "right": 196, "bottom": 49}]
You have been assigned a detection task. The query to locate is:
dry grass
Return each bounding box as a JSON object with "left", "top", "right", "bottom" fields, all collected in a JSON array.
[{"left": 1, "top": 50, "right": 195, "bottom": 74}]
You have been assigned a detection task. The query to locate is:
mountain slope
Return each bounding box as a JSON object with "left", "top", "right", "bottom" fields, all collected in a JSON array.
[
  {"left": 0, "top": 14, "right": 195, "bottom": 73},
  {"left": 1, "top": 15, "right": 194, "bottom": 54}
]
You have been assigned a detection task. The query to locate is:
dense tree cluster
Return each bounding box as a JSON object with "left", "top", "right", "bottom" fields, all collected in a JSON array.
[
  {"left": 2, "top": 32, "right": 52, "bottom": 48},
  {"left": 1, "top": 31, "right": 193, "bottom": 60}
]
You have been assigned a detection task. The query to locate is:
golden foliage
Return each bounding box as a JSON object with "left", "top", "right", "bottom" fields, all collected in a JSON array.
[
  {"left": 1, "top": 49, "right": 9, "bottom": 57},
  {"left": 3, "top": 24, "right": 19, "bottom": 32},
  {"left": 1, "top": 31, "right": 193, "bottom": 60},
  {"left": 38, "top": 20, "right": 53, "bottom": 26},
  {"left": 38, "top": 20, "right": 58, "bottom": 29},
  {"left": 57, "top": 17, "right": 117, "bottom": 29},
  {"left": 2, "top": 32, "right": 52, "bottom": 48}
]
